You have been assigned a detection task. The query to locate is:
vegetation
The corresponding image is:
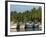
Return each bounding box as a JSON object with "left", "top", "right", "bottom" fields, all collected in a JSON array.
[{"left": 10, "top": 7, "right": 42, "bottom": 23}]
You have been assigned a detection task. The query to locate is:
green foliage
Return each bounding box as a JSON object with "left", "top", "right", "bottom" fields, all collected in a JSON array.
[{"left": 10, "top": 7, "right": 42, "bottom": 23}]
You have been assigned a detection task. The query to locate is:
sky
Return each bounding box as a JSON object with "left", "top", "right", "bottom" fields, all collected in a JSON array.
[{"left": 10, "top": 4, "right": 39, "bottom": 13}]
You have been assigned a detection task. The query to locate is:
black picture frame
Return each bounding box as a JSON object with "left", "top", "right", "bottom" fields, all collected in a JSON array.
[{"left": 5, "top": 1, "right": 45, "bottom": 36}]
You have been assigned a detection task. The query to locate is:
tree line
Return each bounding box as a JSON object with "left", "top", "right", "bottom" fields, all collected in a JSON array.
[{"left": 10, "top": 7, "right": 42, "bottom": 23}]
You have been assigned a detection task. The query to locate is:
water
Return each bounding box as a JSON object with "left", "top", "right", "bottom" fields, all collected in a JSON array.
[
  {"left": 10, "top": 22, "right": 42, "bottom": 32},
  {"left": 10, "top": 25, "right": 42, "bottom": 32},
  {"left": 10, "top": 27, "right": 41, "bottom": 32}
]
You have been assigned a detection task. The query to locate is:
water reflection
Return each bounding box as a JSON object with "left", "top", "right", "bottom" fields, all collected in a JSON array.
[{"left": 10, "top": 22, "right": 42, "bottom": 32}]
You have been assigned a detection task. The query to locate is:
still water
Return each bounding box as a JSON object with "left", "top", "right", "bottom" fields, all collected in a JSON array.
[{"left": 10, "top": 26, "right": 42, "bottom": 32}]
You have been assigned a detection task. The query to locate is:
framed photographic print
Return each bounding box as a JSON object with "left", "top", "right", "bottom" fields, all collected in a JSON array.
[{"left": 5, "top": 1, "right": 45, "bottom": 36}]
